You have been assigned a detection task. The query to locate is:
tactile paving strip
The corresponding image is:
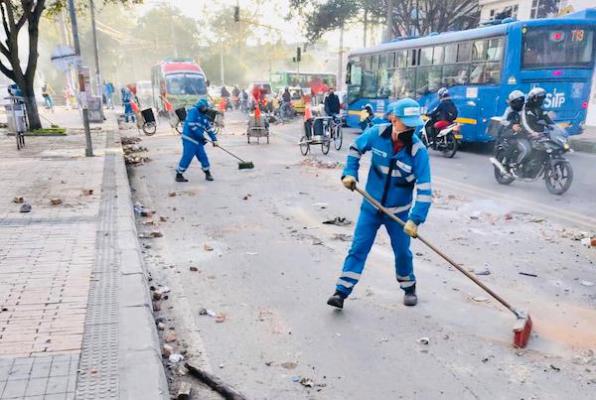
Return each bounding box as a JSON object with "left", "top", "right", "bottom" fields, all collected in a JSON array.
[{"left": 75, "top": 132, "right": 120, "bottom": 399}]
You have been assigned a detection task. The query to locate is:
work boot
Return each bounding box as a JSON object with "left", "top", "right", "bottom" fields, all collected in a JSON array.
[
  {"left": 175, "top": 172, "right": 188, "bottom": 183},
  {"left": 403, "top": 284, "right": 418, "bottom": 307},
  {"left": 327, "top": 291, "right": 346, "bottom": 309},
  {"left": 204, "top": 170, "right": 214, "bottom": 181}
]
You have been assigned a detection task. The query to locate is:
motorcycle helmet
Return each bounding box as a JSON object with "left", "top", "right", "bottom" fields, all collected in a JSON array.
[
  {"left": 362, "top": 103, "right": 373, "bottom": 115},
  {"left": 437, "top": 87, "right": 449, "bottom": 99},
  {"left": 527, "top": 87, "right": 546, "bottom": 108},
  {"left": 507, "top": 90, "right": 525, "bottom": 112}
]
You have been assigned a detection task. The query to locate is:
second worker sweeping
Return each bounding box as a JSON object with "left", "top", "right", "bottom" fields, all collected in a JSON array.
[
  {"left": 176, "top": 99, "right": 219, "bottom": 183},
  {"left": 327, "top": 98, "right": 432, "bottom": 309}
]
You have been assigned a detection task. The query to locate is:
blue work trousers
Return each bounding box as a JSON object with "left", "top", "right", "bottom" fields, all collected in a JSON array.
[
  {"left": 124, "top": 102, "right": 135, "bottom": 122},
  {"left": 336, "top": 207, "right": 415, "bottom": 296},
  {"left": 176, "top": 138, "right": 210, "bottom": 173}
]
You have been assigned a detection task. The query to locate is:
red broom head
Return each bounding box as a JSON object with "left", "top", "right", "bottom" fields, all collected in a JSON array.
[{"left": 513, "top": 314, "right": 533, "bottom": 348}]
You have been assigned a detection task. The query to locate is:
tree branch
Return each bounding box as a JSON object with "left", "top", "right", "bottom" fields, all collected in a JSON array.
[
  {"left": 17, "top": 0, "right": 34, "bottom": 30},
  {"left": 25, "top": 0, "right": 45, "bottom": 79},
  {"left": 0, "top": 58, "right": 14, "bottom": 80}
]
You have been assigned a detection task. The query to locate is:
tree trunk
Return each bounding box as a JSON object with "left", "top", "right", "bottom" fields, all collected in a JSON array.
[{"left": 23, "top": 82, "right": 41, "bottom": 130}]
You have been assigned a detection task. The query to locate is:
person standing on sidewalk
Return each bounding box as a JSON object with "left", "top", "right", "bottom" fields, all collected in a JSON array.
[
  {"left": 175, "top": 99, "right": 219, "bottom": 183},
  {"left": 41, "top": 82, "right": 55, "bottom": 111},
  {"left": 327, "top": 98, "right": 432, "bottom": 309}
]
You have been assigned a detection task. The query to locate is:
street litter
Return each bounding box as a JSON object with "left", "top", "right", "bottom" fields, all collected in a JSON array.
[
  {"left": 134, "top": 202, "right": 153, "bottom": 217},
  {"left": 121, "top": 136, "right": 142, "bottom": 145},
  {"left": 168, "top": 192, "right": 176, "bottom": 197},
  {"left": 299, "top": 377, "right": 315, "bottom": 388},
  {"left": 138, "top": 231, "right": 163, "bottom": 239},
  {"left": 215, "top": 314, "right": 226, "bottom": 323},
  {"left": 332, "top": 233, "right": 353, "bottom": 242},
  {"left": 322, "top": 217, "right": 352, "bottom": 226},
  {"left": 177, "top": 382, "right": 192, "bottom": 400},
  {"left": 124, "top": 154, "right": 151, "bottom": 166},
  {"left": 82, "top": 189, "right": 94, "bottom": 196},
  {"left": 313, "top": 202, "right": 328, "bottom": 209},
  {"left": 312, "top": 238, "right": 324, "bottom": 245},
  {"left": 189, "top": 266, "right": 199, "bottom": 272},
  {"left": 519, "top": 272, "right": 538, "bottom": 277},
  {"left": 580, "top": 237, "right": 592, "bottom": 248},
  {"left": 162, "top": 344, "right": 174, "bottom": 358},
  {"left": 203, "top": 243, "right": 214, "bottom": 251},
  {"left": 417, "top": 337, "right": 430, "bottom": 345},
  {"left": 198, "top": 308, "right": 217, "bottom": 317},
  {"left": 12, "top": 196, "right": 24, "bottom": 204},
  {"left": 472, "top": 296, "right": 490, "bottom": 303},
  {"left": 164, "top": 330, "right": 177, "bottom": 343},
  {"left": 50, "top": 198, "right": 62, "bottom": 206},
  {"left": 169, "top": 353, "right": 184, "bottom": 363},
  {"left": 580, "top": 280, "right": 594, "bottom": 287},
  {"left": 281, "top": 361, "right": 298, "bottom": 370},
  {"left": 246, "top": 251, "right": 258, "bottom": 255},
  {"left": 300, "top": 156, "right": 343, "bottom": 169},
  {"left": 19, "top": 203, "right": 31, "bottom": 213},
  {"left": 473, "top": 265, "right": 491, "bottom": 276}
]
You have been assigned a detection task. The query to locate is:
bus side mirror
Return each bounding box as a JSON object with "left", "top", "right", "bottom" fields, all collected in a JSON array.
[{"left": 345, "top": 62, "right": 352, "bottom": 85}]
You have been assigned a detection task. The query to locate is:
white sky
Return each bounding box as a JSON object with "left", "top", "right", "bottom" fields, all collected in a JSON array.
[{"left": 141, "top": 0, "right": 378, "bottom": 51}]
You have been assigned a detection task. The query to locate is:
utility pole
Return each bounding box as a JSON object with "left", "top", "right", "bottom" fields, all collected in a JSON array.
[
  {"left": 89, "top": 0, "right": 104, "bottom": 117},
  {"left": 363, "top": 9, "right": 368, "bottom": 47},
  {"left": 67, "top": 0, "right": 93, "bottom": 157},
  {"left": 89, "top": 0, "right": 101, "bottom": 96},
  {"left": 338, "top": 23, "right": 344, "bottom": 91}
]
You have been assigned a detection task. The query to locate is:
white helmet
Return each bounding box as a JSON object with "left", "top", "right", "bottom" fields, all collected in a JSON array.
[{"left": 438, "top": 87, "right": 449, "bottom": 98}]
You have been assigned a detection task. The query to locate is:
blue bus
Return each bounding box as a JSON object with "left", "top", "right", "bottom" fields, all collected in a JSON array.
[{"left": 344, "top": 9, "right": 596, "bottom": 142}]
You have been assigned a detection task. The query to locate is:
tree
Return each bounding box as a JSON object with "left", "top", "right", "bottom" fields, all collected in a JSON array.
[{"left": 0, "top": 0, "right": 142, "bottom": 130}]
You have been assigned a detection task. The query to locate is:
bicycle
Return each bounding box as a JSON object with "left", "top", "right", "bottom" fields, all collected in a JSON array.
[{"left": 329, "top": 115, "right": 343, "bottom": 150}]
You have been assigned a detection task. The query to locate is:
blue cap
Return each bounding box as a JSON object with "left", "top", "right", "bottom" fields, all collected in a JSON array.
[
  {"left": 195, "top": 98, "right": 209, "bottom": 109},
  {"left": 385, "top": 98, "right": 424, "bottom": 127}
]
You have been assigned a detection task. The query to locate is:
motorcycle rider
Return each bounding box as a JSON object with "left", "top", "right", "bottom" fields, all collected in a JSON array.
[
  {"left": 232, "top": 85, "right": 241, "bottom": 109},
  {"left": 501, "top": 90, "right": 531, "bottom": 167},
  {"left": 175, "top": 99, "right": 219, "bottom": 183},
  {"left": 522, "top": 87, "right": 554, "bottom": 137},
  {"left": 427, "top": 87, "right": 458, "bottom": 144}
]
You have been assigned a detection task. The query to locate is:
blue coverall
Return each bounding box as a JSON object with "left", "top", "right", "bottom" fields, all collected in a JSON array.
[
  {"left": 176, "top": 103, "right": 217, "bottom": 174},
  {"left": 122, "top": 89, "right": 135, "bottom": 123},
  {"left": 336, "top": 123, "right": 432, "bottom": 296}
]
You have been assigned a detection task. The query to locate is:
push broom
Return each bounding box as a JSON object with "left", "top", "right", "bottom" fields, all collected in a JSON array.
[
  {"left": 206, "top": 139, "right": 254, "bottom": 170},
  {"left": 354, "top": 185, "right": 533, "bottom": 348}
]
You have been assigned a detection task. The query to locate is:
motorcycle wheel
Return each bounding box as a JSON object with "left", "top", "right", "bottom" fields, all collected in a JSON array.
[
  {"left": 442, "top": 133, "right": 458, "bottom": 158},
  {"left": 493, "top": 149, "right": 515, "bottom": 185},
  {"left": 544, "top": 161, "right": 573, "bottom": 195}
]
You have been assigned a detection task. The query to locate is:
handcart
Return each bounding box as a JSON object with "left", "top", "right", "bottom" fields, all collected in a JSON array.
[{"left": 247, "top": 113, "right": 270, "bottom": 144}]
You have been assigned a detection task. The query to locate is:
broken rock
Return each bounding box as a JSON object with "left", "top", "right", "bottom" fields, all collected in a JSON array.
[
  {"left": 322, "top": 217, "right": 352, "bottom": 226},
  {"left": 19, "top": 203, "right": 32, "bottom": 213},
  {"left": 50, "top": 198, "right": 63, "bottom": 206},
  {"left": 162, "top": 344, "right": 174, "bottom": 358},
  {"left": 12, "top": 196, "right": 24, "bottom": 204}
]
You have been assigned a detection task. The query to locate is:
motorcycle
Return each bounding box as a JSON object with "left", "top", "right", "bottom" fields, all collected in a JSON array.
[
  {"left": 489, "top": 125, "right": 573, "bottom": 195},
  {"left": 421, "top": 119, "right": 461, "bottom": 158}
]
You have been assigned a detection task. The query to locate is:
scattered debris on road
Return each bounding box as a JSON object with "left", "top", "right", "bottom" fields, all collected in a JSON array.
[
  {"left": 138, "top": 230, "right": 163, "bottom": 239},
  {"left": 300, "top": 156, "right": 343, "bottom": 169},
  {"left": 281, "top": 361, "right": 297, "bottom": 370},
  {"left": 299, "top": 377, "right": 315, "bottom": 388},
  {"left": 12, "top": 196, "right": 24, "bottom": 204},
  {"left": 417, "top": 337, "right": 430, "bottom": 345},
  {"left": 519, "top": 272, "right": 538, "bottom": 278},
  {"left": 185, "top": 362, "right": 249, "bottom": 400},
  {"left": 50, "top": 198, "right": 62, "bottom": 206},
  {"left": 189, "top": 266, "right": 198, "bottom": 272},
  {"left": 580, "top": 280, "right": 594, "bottom": 287},
  {"left": 169, "top": 192, "right": 177, "bottom": 197},
  {"left": 322, "top": 217, "right": 352, "bottom": 226},
  {"left": 332, "top": 233, "right": 353, "bottom": 242},
  {"left": 203, "top": 243, "right": 214, "bottom": 251},
  {"left": 134, "top": 202, "right": 154, "bottom": 217},
  {"left": 473, "top": 264, "right": 491, "bottom": 276},
  {"left": 176, "top": 382, "right": 192, "bottom": 400},
  {"left": 19, "top": 203, "right": 31, "bottom": 213},
  {"left": 199, "top": 308, "right": 217, "bottom": 317},
  {"left": 82, "top": 189, "right": 94, "bottom": 196},
  {"left": 169, "top": 353, "right": 184, "bottom": 363}
]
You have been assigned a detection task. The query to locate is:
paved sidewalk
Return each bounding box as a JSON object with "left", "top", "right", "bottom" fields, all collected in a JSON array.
[
  {"left": 0, "top": 127, "right": 167, "bottom": 399},
  {"left": 569, "top": 124, "right": 596, "bottom": 154}
]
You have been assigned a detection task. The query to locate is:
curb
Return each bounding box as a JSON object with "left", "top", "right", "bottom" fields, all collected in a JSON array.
[
  {"left": 569, "top": 138, "right": 596, "bottom": 154},
  {"left": 112, "top": 131, "right": 169, "bottom": 400}
]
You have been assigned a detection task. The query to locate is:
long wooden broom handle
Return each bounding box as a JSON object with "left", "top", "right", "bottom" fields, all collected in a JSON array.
[
  {"left": 205, "top": 138, "right": 246, "bottom": 163},
  {"left": 354, "top": 185, "right": 519, "bottom": 317}
]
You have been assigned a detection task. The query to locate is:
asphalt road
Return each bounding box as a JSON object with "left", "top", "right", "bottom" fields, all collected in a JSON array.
[{"left": 127, "top": 112, "right": 596, "bottom": 399}]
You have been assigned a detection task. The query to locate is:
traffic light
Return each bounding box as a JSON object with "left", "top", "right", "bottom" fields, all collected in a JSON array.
[
  {"left": 234, "top": 6, "right": 240, "bottom": 22},
  {"left": 296, "top": 47, "right": 301, "bottom": 62}
]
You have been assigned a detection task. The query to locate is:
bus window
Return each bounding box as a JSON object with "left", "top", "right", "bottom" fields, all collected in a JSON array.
[
  {"left": 470, "top": 62, "right": 500, "bottom": 84},
  {"left": 473, "top": 38, "right": 503, "bottom": 61},
  {"left": 403, "top": 69, "right": 416, "bottom": 97},
  {"left": 522, "top": 27, "right": 594, "bottom": 68},
  {"left": 416, "top": 66, "right": 441, "bottom": 95},
  {"left": 395, "top": 50, "right": 407, "bottom": 68},
  {"left": 432, "top": 46, "right": 444, "bottom": 65},
  {"left": 444, "top": 43, "right": 457, "bottom": 64},
  {"left": 410, "top": 49, "right": 418, "bottom": 66},
  {"left": 442, "top": 64, "right": 469, "bottom": 86},
  {"left": 420, "top": 47, "right": 433, "bottom": 66},
  {"left": 379, "top": 68, "right": 393, "bottom": 98},
  {"left": 457, "top": 42, "right": 472, "bottom": 63}
]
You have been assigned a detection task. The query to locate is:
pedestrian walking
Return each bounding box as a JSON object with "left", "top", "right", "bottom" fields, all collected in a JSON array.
[
  {"left": 104, "top": 81, "right": 115, "bottom": 109},
  {"left": 327, "top": 98, "right": 432, "bottom": 309},
  {"left": 175, "top": 99, "right": 219, "bottom": 183},
  {"left": 121, "top": 87, "right": 135, "bottom": 123},
  {"left": 41, "top": 82, "right": 55, "bottom": 111}
]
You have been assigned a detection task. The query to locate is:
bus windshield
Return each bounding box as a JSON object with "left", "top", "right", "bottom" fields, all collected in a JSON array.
[
  {"left": 166, "top": 73, "right": 207, "bottom": 95},
  {"left": 522, "top": 27, "right": 594, "bottom": 69}
]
